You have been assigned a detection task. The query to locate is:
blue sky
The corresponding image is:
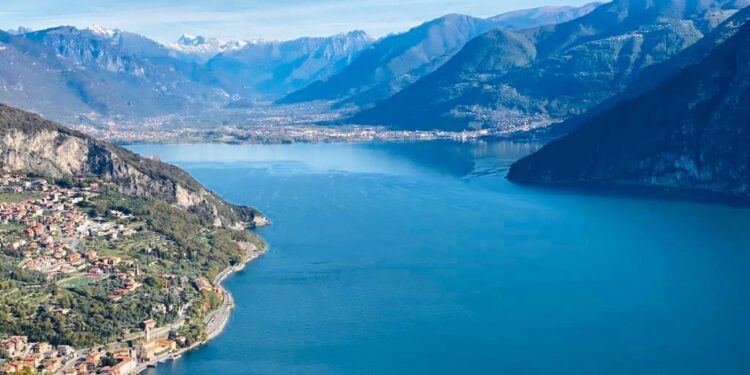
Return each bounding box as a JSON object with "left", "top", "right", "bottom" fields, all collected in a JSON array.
[{"left": 0, "top": 0, "right": 595, "bottom": 42}]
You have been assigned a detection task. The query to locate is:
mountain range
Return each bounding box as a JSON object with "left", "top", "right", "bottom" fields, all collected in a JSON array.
[
  {"left": 2, "top": 0, "right": 749, "bottom": 138},
  {"left": 543, "top": 2, "right": 750, "bottom": 137},
  {"left": 0, "top": 25, "right": 377, "bottom": 122},
  {"left": 353, "top": 0, "right": 750, "bottom": 132},
  {"left": 167, "top": 34, "right": 250, "bottom": 63},
  {"left": 201, "top": 31, "right": 374, "bottom": 98},
  {"left": 507, "top": 6, "right": 750, "bottom": 199},
  {"left": 0, "top": 3, "right": 612, "bottom": 125},
  {"left": 278, "top": 3, "right": 601, "bottom": 107},
  {"left": 0, "top": 25, "right": 225, "bottom": 120}
]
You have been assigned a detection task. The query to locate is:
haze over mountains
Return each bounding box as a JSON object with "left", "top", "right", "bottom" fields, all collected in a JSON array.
[
  {"left": 507, "top": 5, "right": 750, "bottom": 199},
  {"left": 353, "top": 0, "right": 750, "bottom": 132}
]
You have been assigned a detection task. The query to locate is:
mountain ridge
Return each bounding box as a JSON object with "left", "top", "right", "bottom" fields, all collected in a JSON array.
[
  {"left": 278, "top": 3, "right": 603, "bottom": 107},
  {"left": 0, "top": 25, "right": 226, "bottom": 120},
  {"left": 507, "top": 8, "right": 750, "bottom": 199},
  {"left": 353, "top": 0, "right": 750, "bottom": 132},
  {"left": 542, "top": 4, "right": 750, "bottom": 138},
  {"left": 489, "top": 2, "right": 603, "bottom": 29}
]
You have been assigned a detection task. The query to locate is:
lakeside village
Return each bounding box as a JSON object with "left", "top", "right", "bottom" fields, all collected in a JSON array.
[
  {"left": 0, "top": 173, "right": 229, "bottom": 375},
  {"left": 72, "top": 124, "right": 496, "bottom": 145},
  {"left": 65, "top": 100, "right": 552, "bottom": 146}
]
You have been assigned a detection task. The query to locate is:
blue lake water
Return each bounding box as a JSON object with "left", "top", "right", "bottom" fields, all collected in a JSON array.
[{"left": 131, "top": 141, "right": 750, "bottom": 375}]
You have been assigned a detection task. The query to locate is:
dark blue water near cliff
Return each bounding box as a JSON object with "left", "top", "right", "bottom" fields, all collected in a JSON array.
[{"left": 131, "top": 141, "right": 750, "bottom": 375}]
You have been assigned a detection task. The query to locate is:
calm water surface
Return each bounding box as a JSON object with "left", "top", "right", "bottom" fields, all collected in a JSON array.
[{"left": 130, "top": 141, "right": 750, "bottom": 375}]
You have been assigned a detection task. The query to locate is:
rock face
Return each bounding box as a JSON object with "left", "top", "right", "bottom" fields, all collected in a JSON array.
[
  {"left": 278, "top": 4, "right": 603, "bottom": 108},
  {"left": 0, "top": 104, "right": 262, "bottom": 227},
  {"left": 353, "top": 0, "right": 750, "bottom": 132},
  {"left": 507, "top": 13, "right": 750, "bottom": 199}
]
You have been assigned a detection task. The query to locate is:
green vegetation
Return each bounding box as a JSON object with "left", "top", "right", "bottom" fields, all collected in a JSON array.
[
  {"left": 178, "top": 321, "right": 207, "bottom": 347},
  {"left": 0, "top": 192, "right": 40, "bottom": 203},
  {"left": 57, "top": 274, "right": 99, "bottom": 289},
  {"left": 0, "top": 179, "right": 264, "bottom": 348},
  {"left": 85, "top": 190, "right": 263, "bottom": 280},
  {"left": 7, "top": 368, "right": 38, "bottom": 375}
]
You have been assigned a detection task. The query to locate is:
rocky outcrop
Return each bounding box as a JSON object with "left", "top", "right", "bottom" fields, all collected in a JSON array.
[{"left": 0, "top": 104, "right": 264, "bottom": 227}]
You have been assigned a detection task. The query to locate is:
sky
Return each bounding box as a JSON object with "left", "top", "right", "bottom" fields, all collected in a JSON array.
[{"left": 0, "top": 0, "right": 595, "bottom": 43}]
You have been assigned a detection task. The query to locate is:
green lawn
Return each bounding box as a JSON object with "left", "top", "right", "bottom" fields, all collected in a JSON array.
[
  {"left": 0, "top": 192, "right": 41, "bottom": 203},
  {"left": 58, "top": 274, "right": 98, "bottom": 288},
  {"left": 0, "top": 222, "right": 24, "bottom": 232}
]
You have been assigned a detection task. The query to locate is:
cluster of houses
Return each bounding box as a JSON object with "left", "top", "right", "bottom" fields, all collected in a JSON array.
[
  {"left": 0, "top": 336, "right": 75, "bottom": 374},
  {"left": 0, "top": 174, "right": 137, "bottom": 283},
  {"left": 0, "top": 325, "right": 186, "bottom": 375},
  {"left": 108, "top": 266, "right": 143, "bottom": 302},
  {"left": 91, "top": 319, "right": 184, "bottom": 375},
  {"left": 0, "top": 174, "right": 209, "bottom": 374}
]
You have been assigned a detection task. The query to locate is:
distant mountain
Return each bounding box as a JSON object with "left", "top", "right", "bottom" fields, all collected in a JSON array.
[
  {"left": 507, "top": 9, "right": 750, "bottom": 199},
  {"left": 279, "top": 4, "right": 602, "bottom": 107},
  {"left": 354, "top": 0, "right": 749, "bottom": 132},
  {"left": 201, "top": 31, "right": 373, "bottom": 98},
  {"left": 0, "top": 25, "right": 372, "bottom": 121},
  {"left": 278, "top": 15, "right": 503, "bottom": 106},
  {"left": 489, "top": 2, "right": 602, "bottom": 30},
  {"left": 166, "top": 34, "right": 249, "bottom": 63},
  {"left": 0, "top": 26, "right": 226, "bottom": 121}
]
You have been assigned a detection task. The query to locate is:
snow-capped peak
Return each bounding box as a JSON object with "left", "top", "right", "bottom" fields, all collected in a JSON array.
[
  {"left": 87, "top": 24, "right": 118, "bottom": 38},
  {"left": 167, "top": 34, "right": 250, "bottom": 61},
  {"left": 176, "top": 34, "right": 207, "bottom": 46}
]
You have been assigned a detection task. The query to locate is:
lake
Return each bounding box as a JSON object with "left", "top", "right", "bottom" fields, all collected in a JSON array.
[{"left": 131, "top": 141, "right": 750, "bottom": 375}]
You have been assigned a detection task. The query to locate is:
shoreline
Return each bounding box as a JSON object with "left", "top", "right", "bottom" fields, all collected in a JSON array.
[
  {"left": 80, "top": 126, "right": 504, "bottom": 146},
  {"left": 133, "top": 240, "right": 268, "bottom": 374}
]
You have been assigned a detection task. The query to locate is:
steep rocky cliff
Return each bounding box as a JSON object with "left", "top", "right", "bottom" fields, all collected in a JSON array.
[{"left": 0, "top": 104, "right": 264, "bottom": 228}]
